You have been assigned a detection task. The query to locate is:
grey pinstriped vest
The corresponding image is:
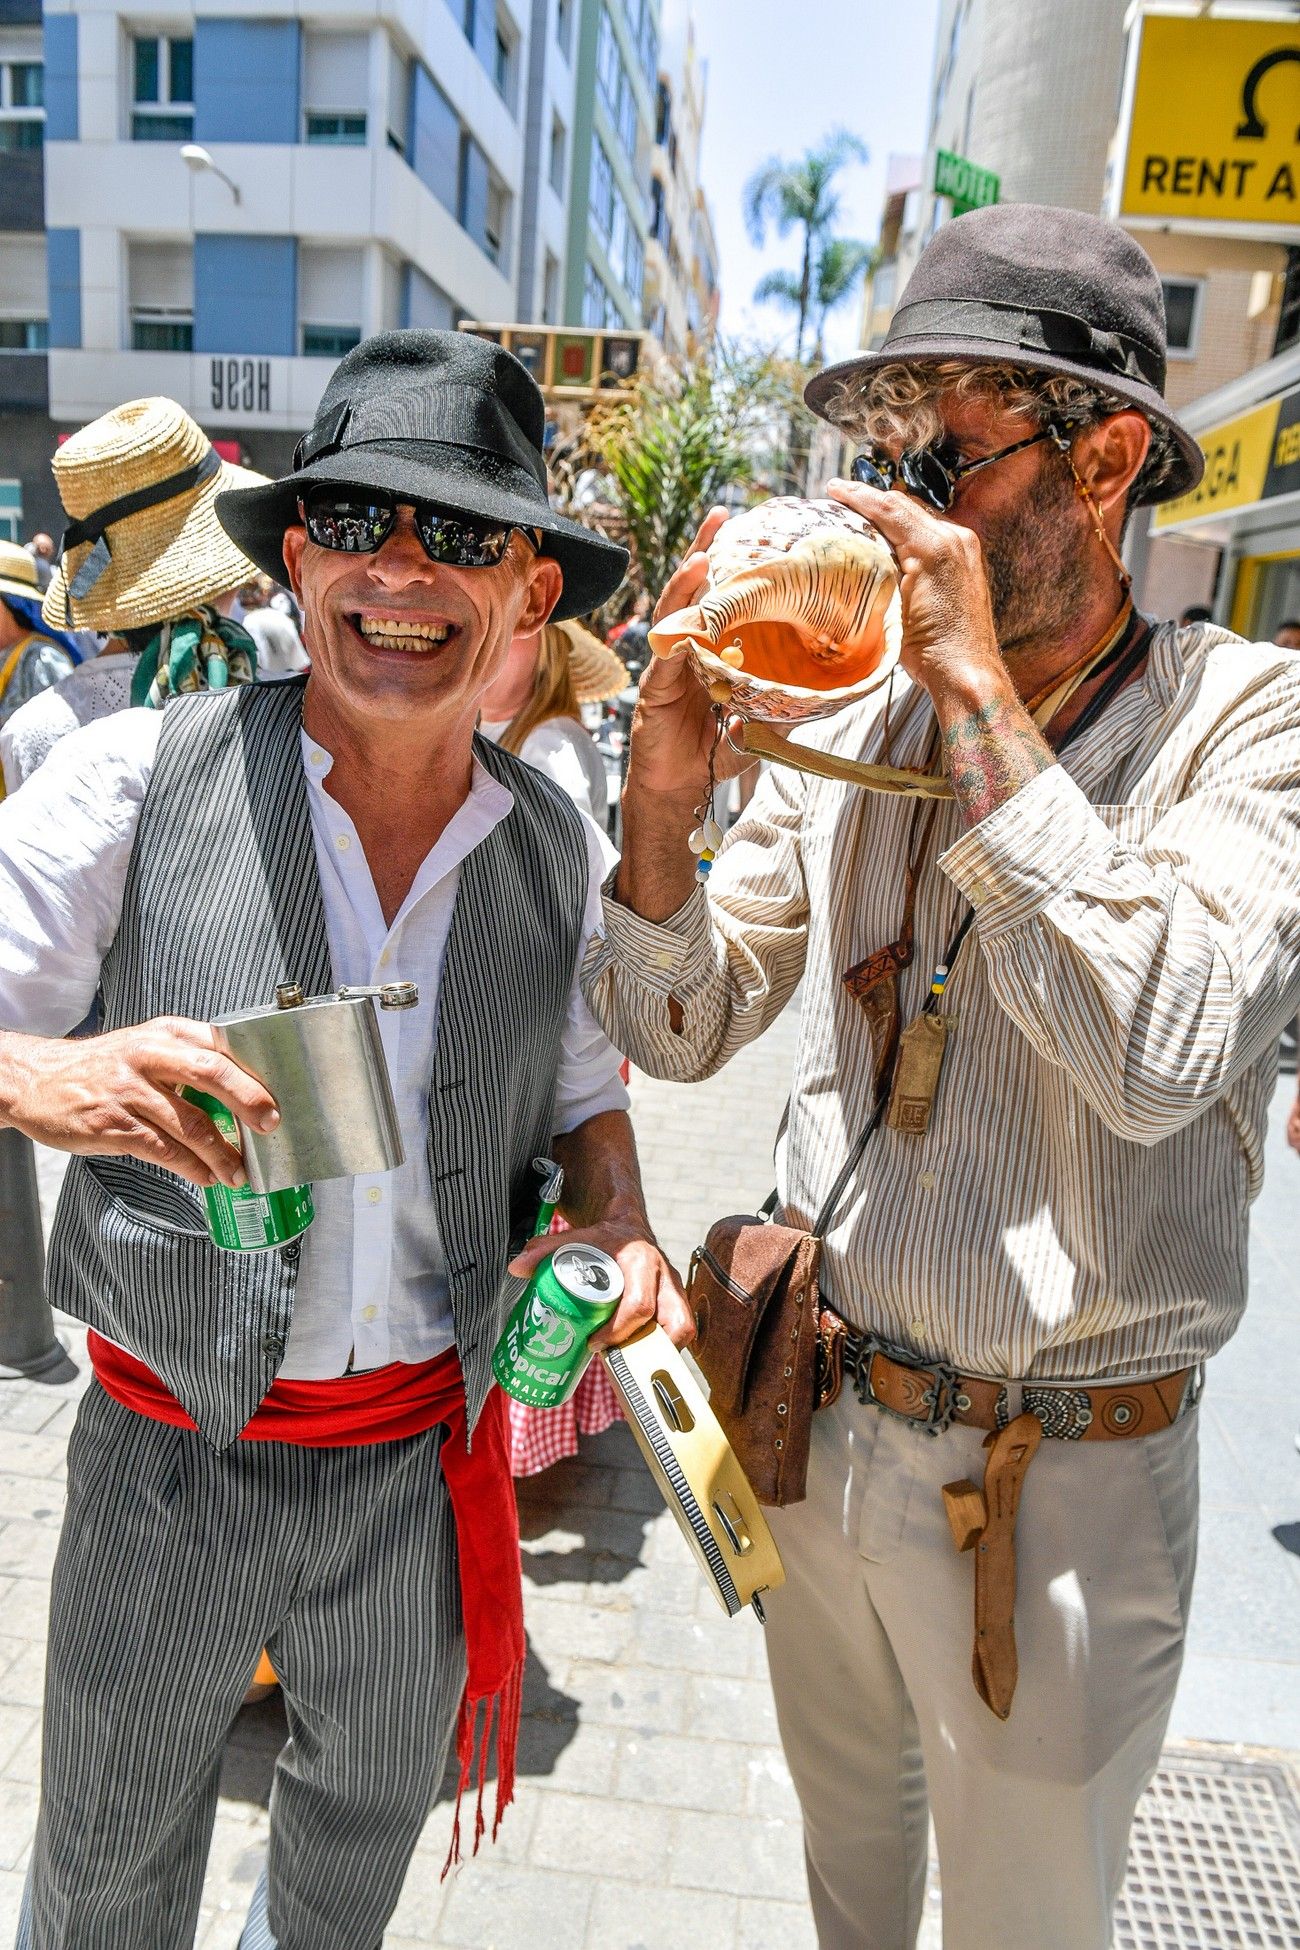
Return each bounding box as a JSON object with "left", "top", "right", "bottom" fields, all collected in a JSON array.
[{"left": 47, "top": 677, "right": 589, "bottom": 1449}]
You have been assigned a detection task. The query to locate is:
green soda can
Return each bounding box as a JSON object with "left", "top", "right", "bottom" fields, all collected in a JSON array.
[
  {"left": 492, "top": 1243, "right": 624, "bottom": 1407},
  {"left": 180, "top": 1087, "right": 315, "bottom": 1254}
]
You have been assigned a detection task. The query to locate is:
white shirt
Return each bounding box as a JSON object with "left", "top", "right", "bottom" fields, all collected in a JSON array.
[
  {"left": 243, "top": 608, "right": 310, "bottom": 680},
  {"left": 480, "top": 715, "right": 609, "bottom": 823},
  {"left": 0, "top": 650, "right": 136, "bottom": 793},
  {"left": 0, "top": 708, "right": 629, "bottom": 1377}
]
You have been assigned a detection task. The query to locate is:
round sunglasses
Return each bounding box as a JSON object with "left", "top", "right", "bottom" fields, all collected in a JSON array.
[
  {"left": 851, "top": 421, "right": 1076, "bottom": 513},
  {"left": 300, "top": 489, "right": 541, "bottom": 568}
]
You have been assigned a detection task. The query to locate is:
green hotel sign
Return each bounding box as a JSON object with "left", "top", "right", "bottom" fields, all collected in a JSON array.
[{"left": 934, "top": 149, "right": 1001, "bottom": 216}]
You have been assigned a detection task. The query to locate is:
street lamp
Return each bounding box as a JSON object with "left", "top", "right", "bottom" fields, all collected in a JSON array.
[{"left": 180, "top": 142, "right": 242, "bottom": 205}]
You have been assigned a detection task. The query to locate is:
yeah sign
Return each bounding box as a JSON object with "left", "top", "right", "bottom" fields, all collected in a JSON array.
[{"left": 1115, "top": 11, "right": 1300, "bottom": 238}]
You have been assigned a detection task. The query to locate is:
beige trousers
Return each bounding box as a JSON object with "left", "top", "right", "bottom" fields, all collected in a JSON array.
[{"left": 763, "top": 1387, "right": 1198, "bottom": 1950}]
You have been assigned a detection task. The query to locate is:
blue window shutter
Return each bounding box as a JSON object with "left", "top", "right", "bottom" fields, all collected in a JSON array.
[
  {"left": 43, "top": 16, "right": 78, "bottom": 141},
  {"left": 195, "top": 234, "right": 296, "bottom": 355},
  {"left": 194, "top": 20, "right": 300, "bottom": 145},
  {"left": 47, "top": 228, "right": 81, "bottom": 347},
  {"left": 459, "top": 136, "right": 489, "bottom": 251},
  {"left": 409, "top": 64, "right": 459, "bottom": 214}
]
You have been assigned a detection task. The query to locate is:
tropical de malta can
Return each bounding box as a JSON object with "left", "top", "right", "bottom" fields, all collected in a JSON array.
[
  {"left": 180, "top": 1087, "right": 315, "bottom": 1254},
  {"left": 492, "top": 1244, "right": 624, "bottom": 1408}
]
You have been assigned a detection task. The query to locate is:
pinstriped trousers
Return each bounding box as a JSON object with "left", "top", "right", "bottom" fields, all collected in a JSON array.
[{"left": 18, "top": 1384, "right": 466, "bottom": 1950}]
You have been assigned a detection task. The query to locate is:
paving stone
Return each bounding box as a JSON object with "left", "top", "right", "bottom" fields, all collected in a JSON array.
[
  {"left": 745, "top": 1749, "right": 803, "bottom": 1820},
  {"left": 565, "top": 1660, "right": 688, "bottom": 1736},
  {"left": 614, "top": 1730, "right": 749, "bottom": 1812},
  {"left": 0, "top": 1717, "right": 40, "bottom": 1787},
  {"left": 737, "top": 1896, "right": 819, "bottom": 1950},
  {"left": 0, "top": 1703, "right": 37, "bottom": 1777},
  {"left": 0, "top": 1869, "right": 26, "bottom": 1937},
  {"left": 630, "top": 1609, "right": 761, "bottom": 1678},
  {"left": 0, "top": 1777, "right": 38, "bottom": 1871},
  {"left": 438, "top": 1862, "right": 593, "bottom": 1948},
  {"left": 668, "top": 1807, "right": 805, "bottom": 1900},
  {"left": 586, "top": 1876, "right": 738, "bottom": 1950},
  {"left": 0, "top": 1435, "right": 67, "bottom": 1483},
  {"left": 684, "top": 1672, "right": 780, "bottom": 1745},
  {"left": 0, "top": 1522, "right": 59, "bottom": 1580},
  {"left": 530, "top": 1790, "right": 673, "bottom": 1878},
  {"left": 524, "top": 1596, "right": 636, "bottom": 1666},
  {"left": 0, "top": 1643, "right": 44, "bottom": 1709},
  {"left": 0, "top": 1579, "right": 49, "bottom": 1643},
  {"left": 0, "top": 1477, "right": 62, "bottom": 1527}
]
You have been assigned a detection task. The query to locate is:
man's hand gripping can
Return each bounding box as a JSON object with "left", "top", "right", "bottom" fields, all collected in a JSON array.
[
  {"left": 492, "top": 1243, "right": 624, "bottom": 1407},
  {"left": 180, "top": 1088, "right": 315, "bottom": 1253}
]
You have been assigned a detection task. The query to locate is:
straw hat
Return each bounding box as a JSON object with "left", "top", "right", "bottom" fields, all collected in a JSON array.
[
  {"left": 0, "top": 542, "right": 42, "bottom": 606},
  {"left": 43, "top": 397, "right": 268, "bottom": 632},
  {"left": 556, "top": 620, "right": 629, "bottom": 703}
]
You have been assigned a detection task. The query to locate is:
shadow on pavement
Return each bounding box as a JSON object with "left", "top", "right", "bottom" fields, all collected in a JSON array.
[{"left": 1272, "top": 1521, "right": 1300, "bottom": 1558}]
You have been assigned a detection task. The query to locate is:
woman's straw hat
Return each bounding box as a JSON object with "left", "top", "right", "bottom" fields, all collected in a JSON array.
[
  {"left": 44, "top": 397, "right": 268, "bottom": 632},
  {"left": 555, "top": 620, "right": 629, "bottom": 703},
  {"left": 0, "top": 541, "right": 42, "bottom": 606}
]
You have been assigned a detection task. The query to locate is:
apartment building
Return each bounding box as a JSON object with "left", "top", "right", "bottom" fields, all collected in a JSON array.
[
  {"left": 564, "top": 0, "right": 657, "bottom": 332},
  {"left": 644, "top": 16, "right": 715, "bottom": 354},
  {"left": 3, "top": 0, "right": 588, "bottom": 533}
]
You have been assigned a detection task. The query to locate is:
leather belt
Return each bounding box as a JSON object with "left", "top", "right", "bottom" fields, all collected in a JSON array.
[{"left": 821, "top": 1317, "right": 1195, "bottom": 1719}]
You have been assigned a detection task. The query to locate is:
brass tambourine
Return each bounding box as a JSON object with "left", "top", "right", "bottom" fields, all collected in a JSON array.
[{"left": 602, "top": 1323, "right": 784, "bottom": 1621}]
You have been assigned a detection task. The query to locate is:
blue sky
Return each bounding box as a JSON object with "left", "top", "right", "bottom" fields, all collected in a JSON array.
[{"left": 665, "top": 0, "right": 941, "bottom": 361}]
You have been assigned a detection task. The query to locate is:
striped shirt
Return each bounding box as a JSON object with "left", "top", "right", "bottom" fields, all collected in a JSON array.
[{"left": 583, "top": 622, "right": 1300, "bottom": 1382}]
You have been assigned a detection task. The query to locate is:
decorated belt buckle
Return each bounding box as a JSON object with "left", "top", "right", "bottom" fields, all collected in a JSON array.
[{"left": 850, "top": 1332, "right": 961, "bottom": 1436}]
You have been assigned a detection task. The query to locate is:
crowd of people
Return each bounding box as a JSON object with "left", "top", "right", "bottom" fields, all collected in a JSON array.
[{"left": 0, "top": 201, "right": 1297, "bottom": 1950}]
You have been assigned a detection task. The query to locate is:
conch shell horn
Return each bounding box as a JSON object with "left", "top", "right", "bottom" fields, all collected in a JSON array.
[{"left": 648, "top": 498, "right": 902, "bottom": 727}]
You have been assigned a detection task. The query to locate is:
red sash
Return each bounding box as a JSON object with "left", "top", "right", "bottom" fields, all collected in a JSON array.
[{"left": 88, "top": 1330, "right": 524, "bottom": 1866}]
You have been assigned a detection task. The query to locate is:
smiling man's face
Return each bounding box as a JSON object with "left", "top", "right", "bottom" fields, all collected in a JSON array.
[{"left": 282, "top": 501, "right": 563, "bottom": 733}]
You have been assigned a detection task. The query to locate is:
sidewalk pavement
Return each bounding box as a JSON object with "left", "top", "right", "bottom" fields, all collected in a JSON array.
[{"left": 0, "top": 996, "right": 1296, "bottom": 1948}]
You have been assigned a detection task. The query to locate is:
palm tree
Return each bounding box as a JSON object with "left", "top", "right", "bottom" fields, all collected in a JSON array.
[
  {"left": 744, "top": 129, "right": 869, "bottom": 363},
  {"left": 810, "top": 238, "right": 876, "bottom": 363},
  {"left": 756, "top": 237, "right": 876, "bottom": 365},
  {"left": 584, "top": 341, "right": 808, "bottom": 603}
]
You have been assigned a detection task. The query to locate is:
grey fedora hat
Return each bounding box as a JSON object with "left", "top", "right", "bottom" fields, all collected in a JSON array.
[
  {"left": 216, "top": 330, "right": 629, "bottom": 619},
  {"left": 804, "top": 204, "right": 1204, "bottom": 505}
]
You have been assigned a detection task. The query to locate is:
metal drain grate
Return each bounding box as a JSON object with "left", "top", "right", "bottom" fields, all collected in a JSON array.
[{"left": 1115, "top": 1746, "right": 1300, "bottom": 1948}]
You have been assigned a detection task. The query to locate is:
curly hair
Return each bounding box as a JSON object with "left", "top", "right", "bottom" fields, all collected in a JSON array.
[{"left": 824, "top": 358, "right": 1183, "bottom": 508}]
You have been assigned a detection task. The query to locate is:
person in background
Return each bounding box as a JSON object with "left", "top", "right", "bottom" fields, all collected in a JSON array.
[
  {"left": 1, "top": 400, "right": 266, "bottom": 794},
  {"left": 0, "top": 542, "right": 79, "bottom": 792},
  {"left": 480, "top": 616, "right": 632, "bottom": 1475},
  {"left": 238, "top": 571, "right": 311, "bottom": 679},
  {"left": 1273, "top": 618, "right": 1300, "bottom": 651},
  {"left": 479, "top": 617, "right": 627, "bottom": 824},
  {"left": 24, "top": 532, "right": 54, "bottom": 590},
  {"left": 1179, "top": 603, "right": 1213, "bottom": 626}
]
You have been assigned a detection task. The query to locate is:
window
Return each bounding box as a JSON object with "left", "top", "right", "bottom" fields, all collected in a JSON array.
[
  {"left": 0, "top": 320, "right": 47, "bottom": 350},
  {"left": 131, "top": 35, "right": 193, "bottom": 141},
  {"left": 304, "top": 35, "right": 368, "bottom": 147},
  {"left": 128, "top": 240, "right": 193, "bottom": 351},
  {"left": 302, "top": 324, "right": 361, "bottom": 356},
  {"left": 300, "top": 245, "right": 363, "bottom": 356},
  {"left": 494, "top": 25, "right": 510, "bottom": 97},
  {"left": 590, "top": 136, "right": 615, "bottom": 241},
  {"left": 542, "top": 251, "right": 560, "bottom": 325},
  {"left": 1162, "top": 278, "right": 1203, "bottom": 358},
  {"left": 584, "top": 259, "right": 620, "bottom": 329},
  {"left": 305, "top": 113, "right": 366, "bottom": 144},
  {"left": 485, "top": 176, "right": 509, "bottom": 268},
  {"left": 556, "top": 0, "right": 574, "bottom": 59},
  {"left": 655, "top": 80, "right": 670, "bottom": 146},
  {"left": 0, "top": 481, "right": 21, "bottom": 543},
  {"left": 0, "top": 58, "right": 43, "bottom": 149},
  {"left": 1277, "top": 247, "right": 1300, "bottom": 357},
  {"left": 549, "top": 112, "right": 566, "bottom": 194},
  {"left": 386, "top": 39, "right": 409, "bottom": 156}
]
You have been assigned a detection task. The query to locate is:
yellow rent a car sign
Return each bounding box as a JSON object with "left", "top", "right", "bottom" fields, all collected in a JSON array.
[
  {"left": 1154, "top": 382, "right": 1300, "bottom": 531},
  {"left": 1118, "top": 12, "right": 1300, "bottom": 232}
]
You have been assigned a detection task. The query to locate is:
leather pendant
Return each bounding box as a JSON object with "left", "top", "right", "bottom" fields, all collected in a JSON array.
[
  {"left": 886, "top": 1013, "right": 956, "bottom": 1135},
  {"left": 843, "top": 938, "right": 913, "bottom": 1091}
]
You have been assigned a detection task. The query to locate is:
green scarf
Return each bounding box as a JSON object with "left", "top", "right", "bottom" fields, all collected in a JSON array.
[{"left": 130, "top": 606, "right": 259, "bottom": 710}]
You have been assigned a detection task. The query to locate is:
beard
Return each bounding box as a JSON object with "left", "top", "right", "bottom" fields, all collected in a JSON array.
[{"left": 979, "top": 456, "right": 1093, "bottom": 654}]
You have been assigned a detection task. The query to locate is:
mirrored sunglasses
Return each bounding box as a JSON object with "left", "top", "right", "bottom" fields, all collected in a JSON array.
[
  {"left": 851, "top": 423, "right": 1073, "bottom": 513},
  {"left": 301, "top": 489, "right": 541, "bottom": 568}
]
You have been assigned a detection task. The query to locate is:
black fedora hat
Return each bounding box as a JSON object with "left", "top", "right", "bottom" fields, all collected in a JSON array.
[
  {"left": 216, "top": 330, "right": 628, "bottom": 619},
  {"left": 805, "top": 204, "right": 1204, "bottom": 506}
]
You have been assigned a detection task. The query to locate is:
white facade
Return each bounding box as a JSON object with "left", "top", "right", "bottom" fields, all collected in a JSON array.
[{"left": 37, "top": 0, "right": 578, "bottom": 436}]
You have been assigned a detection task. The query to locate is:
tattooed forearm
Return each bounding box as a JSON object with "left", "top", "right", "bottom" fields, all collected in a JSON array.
[{"left": 942, "top": 697, "right": 1055, "bottom": 829}]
